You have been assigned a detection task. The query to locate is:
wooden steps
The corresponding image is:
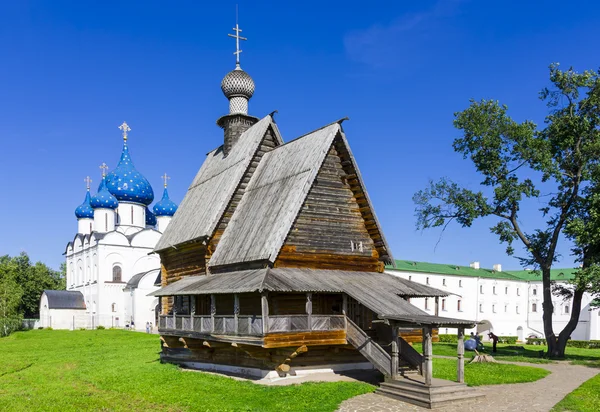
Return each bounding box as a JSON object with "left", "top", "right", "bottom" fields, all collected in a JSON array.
[{"left": 377, "top": 376, "right": 483, "bottom": 409}]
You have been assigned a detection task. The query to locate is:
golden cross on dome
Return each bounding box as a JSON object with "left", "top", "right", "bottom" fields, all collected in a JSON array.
[
  {"left": 227, "top": 6, "right": 247, "bottom": 66},
  {"left": 161, "top": 173, "right": 171, "bottom": 188},
  {"left": 84, "top": 176, "right": 92, "bottom": 190},
  {"left": 118, "top": 121, "right": 131, "bottom": 142},
  {"left": 99, "top": 163, "right": 109, "bottom": 177}
]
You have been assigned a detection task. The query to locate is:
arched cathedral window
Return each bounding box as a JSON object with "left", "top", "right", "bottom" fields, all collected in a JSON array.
[{"left": 113, "top": 266, "right": 122, "bottom": 283}]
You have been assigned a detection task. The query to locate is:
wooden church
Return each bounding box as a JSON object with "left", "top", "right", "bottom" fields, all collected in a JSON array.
[{"left": 151, "top": 26, "right": 480, "bottom": 408}]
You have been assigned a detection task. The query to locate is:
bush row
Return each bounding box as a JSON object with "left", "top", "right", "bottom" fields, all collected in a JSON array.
[
  {"left": 526, "top": 338, "right": 600, "bottom": 349},
  {"left": 438, "top": 334, "right": 518, "bottom": 344}
]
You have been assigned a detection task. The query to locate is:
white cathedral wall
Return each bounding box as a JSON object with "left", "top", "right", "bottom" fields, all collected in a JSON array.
[
  {"left": 93, "top": 208, "right": 116, "bottom": 233},
  {"left": 156, "top": 216, "right": 171, "bottom": 233},
  {"left": 77, "top": 218, "right": 94, "bottom": 235},
  {"left": 116, "top": 202, "right": 146, "bottom": 228}
]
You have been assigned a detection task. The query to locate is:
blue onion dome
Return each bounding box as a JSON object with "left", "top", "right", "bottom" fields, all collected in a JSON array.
[
  {"left": 145, "top": 207, "right": 157, "bottom": 226},
  {"left": 75, "top": 191, "right": 94, "bottom": 219},
  {"left": 91, "top": 178, "right": 119, "bottom": 209},
  {"left": 153, "top": 188, "right": 178, "bottom": 217},
  {"left": 104, "top": 142, "right": 154, "bottom": 206}
]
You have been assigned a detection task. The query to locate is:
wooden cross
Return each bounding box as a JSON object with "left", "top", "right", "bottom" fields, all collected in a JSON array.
[
  {"left": 227, "top": 8, "right": 247, "bottom": 66},
  {"left": 161, "top": 173, "right": 171, "bottom": 188},
  {"left": 118, "top": 121, "right": 131, "bottom": 141},
  {"left": 99, "top": 162, "right": 109, "bottom": 177},
  {"left": 84, "top": 176, "right": 92, "bottom": 190}
]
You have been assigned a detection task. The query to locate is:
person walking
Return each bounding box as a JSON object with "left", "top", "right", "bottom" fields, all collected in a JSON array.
[{"left": 145, "top": 322, "right": 150, "bottom": 333}]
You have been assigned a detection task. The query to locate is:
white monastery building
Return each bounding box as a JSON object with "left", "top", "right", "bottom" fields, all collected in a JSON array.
[
  {"left": 386, "top": 260, "right": 600, "bottom": 341},
  {"left": 40, "top": 123, "right": 178, "bottom": 331}
]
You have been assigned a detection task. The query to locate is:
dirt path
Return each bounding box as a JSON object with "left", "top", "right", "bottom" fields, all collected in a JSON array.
[{"left": 337, "top": 361, "right": 599, "bottom": 412}]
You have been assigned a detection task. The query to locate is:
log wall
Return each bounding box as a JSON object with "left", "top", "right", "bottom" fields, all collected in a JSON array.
[{"left": 275, "top": 141, "right": 383, "bottom": 272}]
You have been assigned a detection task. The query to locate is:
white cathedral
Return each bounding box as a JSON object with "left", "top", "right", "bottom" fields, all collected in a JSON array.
[{"left": 40, "top": 123, "right": 178, "bottom": 331}]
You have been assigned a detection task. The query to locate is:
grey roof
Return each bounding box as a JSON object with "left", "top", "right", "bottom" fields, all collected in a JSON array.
[
  {"left": 209, "top": 123, "right": 340, "bottom": 267},
  {"left": 149, "top": 268, "right": 472, "bottom": 325},
  {"left": 43, "top": 290, "right": 86, "bottom": 310},
  {"left": 382, "top": 314, "right": 476, "bottom": 328},
  {"left": 124, "top": 269, "right": 161, "bottom": 291},
  {"left": 154, "top": 115, "right": 282, "bottom": 252}
]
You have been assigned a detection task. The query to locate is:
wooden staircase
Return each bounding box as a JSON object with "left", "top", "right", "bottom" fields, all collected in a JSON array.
[
  {"left": 346, "top": 317, "right": 483, "bottom": 409},
  {"left": 378, "top": 376, "right": 484, "bottom": 409},
  {"left": 346, "top": 318, "right": 392, "bottom": 376}
]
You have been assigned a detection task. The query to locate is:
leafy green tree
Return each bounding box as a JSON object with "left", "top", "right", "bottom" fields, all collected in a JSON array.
[
  {"left": 414, "top": 64, "right": 600, "bottom": 358},
  {"left": 0, "top": 255, "right": 24, "bottom": 336}
]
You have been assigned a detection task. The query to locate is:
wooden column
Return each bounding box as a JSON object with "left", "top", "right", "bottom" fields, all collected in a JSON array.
[
  {"left": 457, "top": 327, "right": 465, "bottom": 383},
  {"left": 233, "top": 294, "right": 240, "bottom": 334},
  {"left": 210, "top": 294, "right": 216, "bottom": 333},
  {"left": 342, "top": 294, "right": 348, "bottom": 329},
  {"left": 261, "top": 292, "right": 269, "bottom": 335},
  {"left": 422, "top": 326, "right": 433, "bottom": 386},
  {"left": 391, "top": 324, "right": 399, "bottom": 380},
  {"left": 434, "top": 297, "right": 439, "bottom": 317},
  {"left": 306, "top": 293, "right": 313, "bottom": 331}
]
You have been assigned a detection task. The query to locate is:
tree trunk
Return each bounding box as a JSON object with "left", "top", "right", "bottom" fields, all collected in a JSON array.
[
  {"left": 555, "top": 287, "right": 585, "bottom": 358},
  {"left": 541, "top": 266, "right": 559, "bottom": 357}
]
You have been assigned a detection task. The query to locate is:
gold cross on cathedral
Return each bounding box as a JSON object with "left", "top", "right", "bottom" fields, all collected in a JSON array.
[
  {"left": 99, "top": 163, "right": 109, "bottom": 177},
  {"left": 161, "top": 173, "right": 171, "bottom": 188},
  {"left": 228, "top": 9, "right": 247, "bottom": 66},
  {"left": 84, "top": 176, "right": 92, "bottom": 190},
  {"left": 118, "top": 121, "right": 131, "bottom": 142}
]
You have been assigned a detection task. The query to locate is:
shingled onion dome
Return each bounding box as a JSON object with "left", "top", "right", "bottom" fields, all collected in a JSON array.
[
  {"left": 221, "top": 65, "right": 255, "bottom": 115},
  {"left": 145, "top": 207, "right": 157, "bottom": 226},
  {"left": 74, "top": 190, "right": 94, "bottom": 219},
  {"left": 103, "top": 122, "right": 154, "bottom": 206},
  {"left": 153, "top": 187, "right": 178, "bottom": 217},
  {"left": 91, "top": 177, "right": 118, "bottom": 209}
]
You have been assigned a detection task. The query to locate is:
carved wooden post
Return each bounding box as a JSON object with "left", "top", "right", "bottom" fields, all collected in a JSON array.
[
  {"left": 234, "top": 294, "right": 240, "bottom": 334},
  {"left": 457, "top": 327, "right": 465, "bottom": 383},
  {"left": 210, "top": 294, "right": 216, "bottom": 333},
  {"left": 434, "top": 297, "right": 439, "bottom": 317},
  {"left": 261, "top": 291, "right": 269, "bottom": 335},
  {"left": 423, "top": 326, "right": 433, "bottom": 386},
  {"left": 306, "top": 293, "right": 313, "bottom": 331},
  {"left": 342, "top": 294, "right": 348, "bottom": 330},
  {"left": 391, "top": 323, "right": 399, "bottom": 380}
]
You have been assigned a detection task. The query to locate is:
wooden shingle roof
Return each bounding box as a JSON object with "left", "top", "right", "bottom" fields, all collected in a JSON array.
[{"left": 154, "top": 115, "right": 282, "bottom": 252}]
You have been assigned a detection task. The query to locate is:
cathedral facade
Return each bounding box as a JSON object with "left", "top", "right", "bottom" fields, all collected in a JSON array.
[{"left": 40, "top": 124, "right": 178, "bottom": 331}]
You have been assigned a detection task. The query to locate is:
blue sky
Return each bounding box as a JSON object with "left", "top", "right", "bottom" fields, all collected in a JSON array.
[{"left": 1, "top": 1, "right": 599, "bottom": 270}]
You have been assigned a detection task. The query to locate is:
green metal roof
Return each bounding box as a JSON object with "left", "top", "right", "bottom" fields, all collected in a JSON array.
[
  {"left": 386, "top": 260, "right": 520, "bottom": 280},
  {"left": 506, "top": 268, "right": 577, "bottom": 281}
]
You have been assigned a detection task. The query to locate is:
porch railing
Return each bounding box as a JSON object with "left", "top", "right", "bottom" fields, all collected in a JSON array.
[{"left": 158, "top": 314, "right": 345, "bottom": 336}]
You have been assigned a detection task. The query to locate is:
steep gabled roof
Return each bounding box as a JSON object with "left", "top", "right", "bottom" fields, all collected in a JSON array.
[
  {"left": 154, "top": 115, "right": 282, "bottom": 252},
  {"left": 208, "top": 123, "right": 340, "bottom": 267},
  {"left": 208, "top": 121, "right": 394, "bottom": 268}
]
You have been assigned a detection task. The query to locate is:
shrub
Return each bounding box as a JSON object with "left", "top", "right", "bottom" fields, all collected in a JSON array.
[
  {"left": 96, "top": 325, "right": 106, "bottom": 330},
  {"left": 45, "top": 327, "right": 53, "bottom": 330},
  {"left": 0, "top": 316, "right": 23, "bottom": 337},
  {"left": 438, "top": 334, "right": 457, "bottom": 343},
  {"left": 498, "top": 336, "right": 518, "bottom": 344}
]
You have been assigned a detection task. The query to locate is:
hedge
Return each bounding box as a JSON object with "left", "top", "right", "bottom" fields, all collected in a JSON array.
[
  {"left": 526, "top": 338, "right": 600, "bottom": 349},
  {"left": 438, "top": 334, "right": 517, "bottom": 344}
]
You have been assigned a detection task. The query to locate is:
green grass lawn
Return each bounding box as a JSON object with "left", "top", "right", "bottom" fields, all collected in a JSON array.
[
  {"left": 418, "top": 342, "right": 600, "bottom": 365},
  {"left": 552, "top": 373, "right": 600, "bottom": 412},
  {"left": 0, "top": 330, "right": 553, "bottom": 411},
  {"left": 0, "top": 330, "right": 373, "bottom": 412},
  {"left": 432, "top": 358, "right": 550, "bottom": 386}
]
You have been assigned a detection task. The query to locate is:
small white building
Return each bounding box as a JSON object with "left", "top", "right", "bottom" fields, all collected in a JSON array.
[
  {"left": 386, "top": 260, "right": 600, "bottom": 341},
  {"left": 41, "top": 123, "right": 178, "bottom": 331}
]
